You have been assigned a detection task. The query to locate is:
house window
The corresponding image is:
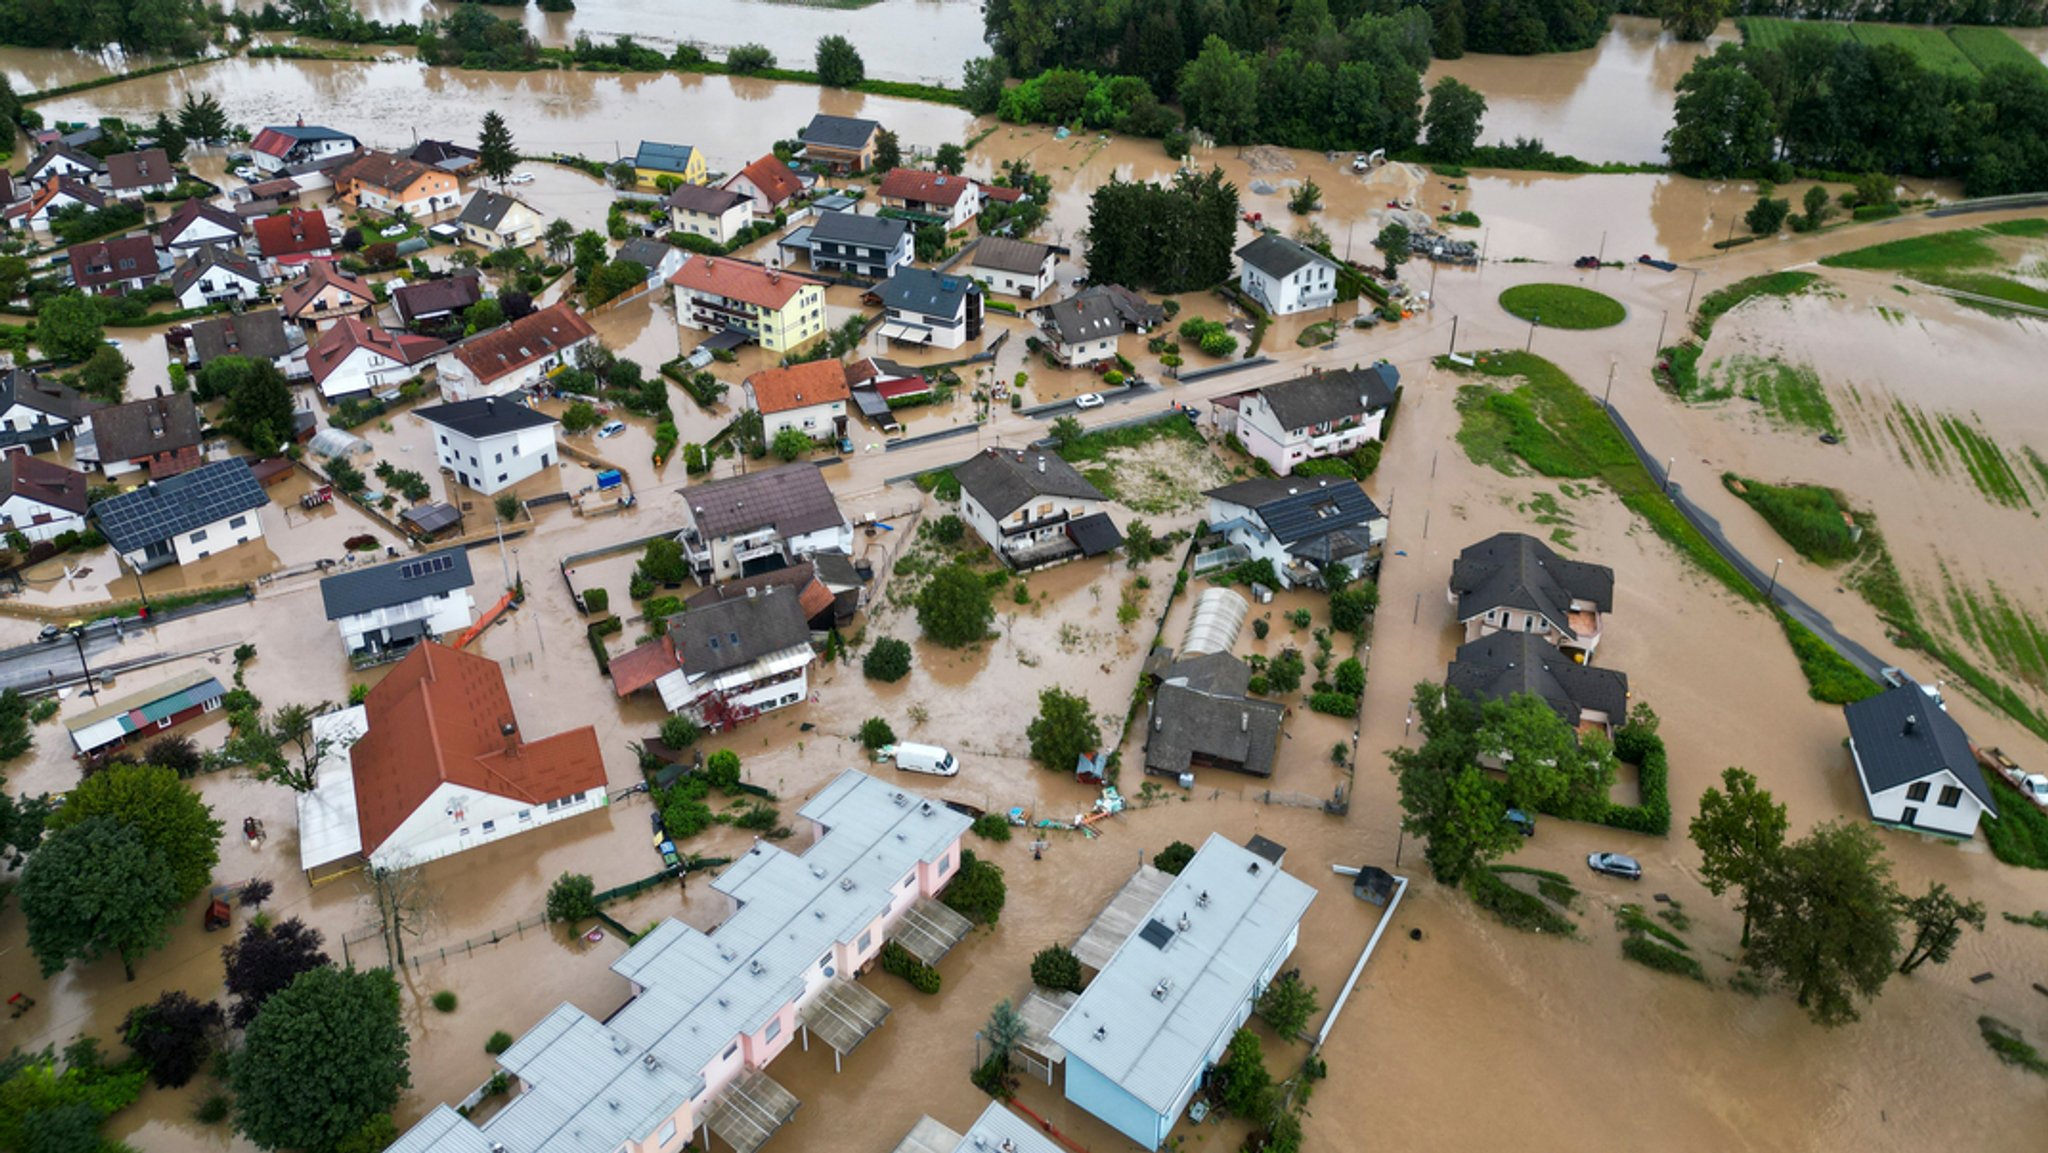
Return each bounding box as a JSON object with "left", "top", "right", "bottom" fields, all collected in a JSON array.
[
  {"left": 157, "top": 716, "right": 173, "bottom": 729},
  {"left": 937, "top": 855, "right": 951, "bottom": 877},
  {"left": 229, "top": 515, "right": 247, "bottom": 530},
  {"left": 439, "top": 434, "right": 448, "bottom": 445},
  {"left": 819, "top": 952, "right": 832, "bottom": 970},
  {"left": 658, "top": 1121, "right": 679, "bottom": 1148},
  {"left": 482, "top": 820, "right": 496, "bottom": 833},
  {"left": 494, "top": 452, "right": 503, "bottom": 463},
  {"left": 459, "top": 827, "right": 470, "bottom": 837},
  {"left": 1906, "top": 782, "right": 1930, "bottom": 802},
  {"left": 765, "top": 1019, "right": 781, "bottom": 1041},
  {"left": 518, "top": 809, "right": 532, "bottom": 822},
  {"left": 1938, "top": 785, "right": 1963, "bottom": 808},
  {"left": 189, "top": 528, "right": 207, "bottom": 543},
  {"left": 857, "top": 930, "right": 871, "bottom": 953},
  {"left": 722, "top": 1043, "right": 738, "bottom": 1061},
  {"left": 497, "top": 474, "right": 508, "bottom": 484}
]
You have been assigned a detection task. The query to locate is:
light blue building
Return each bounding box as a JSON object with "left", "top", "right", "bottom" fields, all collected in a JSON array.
[{"left": 1049, "top": 833, "right": 1317, "bottom": 1150}]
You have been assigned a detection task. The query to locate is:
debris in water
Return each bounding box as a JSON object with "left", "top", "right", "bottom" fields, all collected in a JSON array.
[{"left": 1970, "top": 972, "right": 1994, "bottom": 984}]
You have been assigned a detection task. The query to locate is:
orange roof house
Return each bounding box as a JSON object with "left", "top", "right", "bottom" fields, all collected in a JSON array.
[
  {"left": 336, "top": 150, "right": 461, "bottom": 218},
  {"left": 722, "top": 154, "right": 806, "bottom": 213},
  {"left": 295, "top": 641, "right": 607, "bottom": 872},
  {"left": 743, "top": 358, "right": 851, "bottom": 445},
  {"left": 443, "top": 302, "right": 597, "bottom": 398}
]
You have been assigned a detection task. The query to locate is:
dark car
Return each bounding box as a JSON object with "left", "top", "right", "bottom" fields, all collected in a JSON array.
[
  {"left": 650, "top": 811, "right": 667, "bottom": 847},
  {"left": 1587, "top": 852, "right": 1642, "bottom": 880},
  {"left": 1505, "top": 809, "right": 1536, "bottom": 837}
]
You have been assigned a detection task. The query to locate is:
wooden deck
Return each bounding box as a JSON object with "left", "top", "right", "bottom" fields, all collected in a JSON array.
[{"left": 1072, "top": 863, "right": 1172, "bottom": 971}]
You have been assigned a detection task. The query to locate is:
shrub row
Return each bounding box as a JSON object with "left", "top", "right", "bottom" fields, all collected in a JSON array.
[
  {"left": 879, "top": 940, "right": 941, "bottom": 993},
  {"left": 1601, "top": 720, "right": 1671, "bottom": 836},
  {"left": 1468, "top": 868, "right": 1576, "bottom": 936}
]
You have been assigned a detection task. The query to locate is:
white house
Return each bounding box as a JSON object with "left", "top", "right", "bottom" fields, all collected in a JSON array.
[
  {"left": 157, "top": 199, "right": 245, "bottom": 253},
  {"left": 1845, "top": 681, "right": 1999, "bottom": 838},
  {"left": 721, "top": 153, "right": 807, "bottom": 214},
  {"left": 90, "top": 458, "right": 269, "bottom": 572},
  {"left": 24, "top": 143, "right": 103, "bottom": 184},
  {"left": 1236, "top": 233, "right": 1338, "bottom": 316},
  {"left": 169, "top": 245, "right": 266, "bottom": 310},
  {"left": 952, "top": 447, "right": 1123, "bottom": 570},
  {"left": 415, "top": 396, "right": 561, "bottom": 495},
  {"left": 877, "top": 167, "right": 982, "bottom": 228},
  {"left": 250, "top": 123, "right": 361, "bottom": 174},
  {"left": 664, "top": 183, "right": 755, "bottom": 246},
  {"left": 744, "top": 359, "right": 849, "bottom": 446},
  {"left": 968, "top": 237, "right": 1058, "bottom": 299},
  {"left": 0, "top": 369, "right": 97, "bottom": 457},
  {"left": 676, "top": 464, "right": 851, "bottom": 585},
  {"left": 6, "top": 177, "right": 104, "bottom": 234},
  {"left": 318, "top": 546, "right": 478, "bottom": 664},
  {"left": 1211, "top": 364, "right": 1399, "bottom": 476},
  {"left": 615, "top": 238, "right": 684, "bottom": 289},
  {"left": 871, "top": 267, "right": 982, "bottom": 351},
  {"left": 0, "top": 455, "right": 89, "bottom": 543},
  {"left": 439, "top": 303, "right": 596, "bottom": 400},
  {"left": 455, "top": 189, "right": 544, "bottom": 250},
  {"left": 608, "top": 588, "right": 817, "bottom": 728},
  {"left": 307, "top": 318, "right": 447, "bottom": 401},
  {"left": 1203, "top": 476, "right": 1387, "bottom": 589},
  {"left": 1448, "top": 532, "right": 1615, "bottom": 661},
  {"left": 1030, "top": 284, "right": 1164, "bottom": 368},
  {"left": 293, "top": 641, "right": 606, "bottom": 875}
]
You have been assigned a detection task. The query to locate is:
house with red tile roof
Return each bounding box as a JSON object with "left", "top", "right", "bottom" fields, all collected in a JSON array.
[
  {"left": 439, "top": 302, "right": 597, "bottom": 400},
  {"left": 250, "top": 122, "right": 360, "bottom": 174},
  {"left": 336, "top": 150, "right": 460, "bottom": 218},
  {"left": 308, "top": 318, "right": 447, "bottom": 400},
  {"left": 721, "top": 153, "right": 808, "bottom": 214},
  {"left": 293, "top": 641, "right": 607, "bottom": 873},
  {"left": 281, "top": 263, "right": 374, "bottom": 335},
  {"left": 743, "top": 358, "right": 849, "bottom": 446},
  {"left": 877, "top": 167, "right": 983, "bottom": 228},
  {"left": 250, "top": 208, "right": 334, "bottom": 268},
  {"left": 668, "top": 256, "right": 825, "bottom": 355}
]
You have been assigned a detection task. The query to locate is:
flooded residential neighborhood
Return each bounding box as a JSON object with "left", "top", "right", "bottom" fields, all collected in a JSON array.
[{"left": 0, "top": 3, "right": 2046, "bottom": 1153}]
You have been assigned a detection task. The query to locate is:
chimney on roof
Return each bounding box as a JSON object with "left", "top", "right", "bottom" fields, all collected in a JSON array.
[
  {"left": 1240, "top": 711, "right": 1249, "bottom": 733},
  {"left": 1036, "top": 456, "right": 1045, "bottom": 473},
  {"left": 484, "top": 396, "right": 495, "bottom": 414},
  {"left": 1904, "top": 714, "right": 1918, "bottom": 736}
]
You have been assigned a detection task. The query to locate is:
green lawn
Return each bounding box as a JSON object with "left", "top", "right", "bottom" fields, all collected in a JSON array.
[
  {"left": 1849, "top": 22, "right": 1980, "bottom": 76},
  {"left": 1948, "top": 25, "right": 2048, "bottom": 74},
  {"left": 1721, "top": 475, "right": 1860, "bottom": 562},
  {"left": 1738, "top": 18, "right": 2047, "bottom": 78},
  {"left": 1498, "top": 284, "right": 1625, "bottom": 330},
  {"left": 1722, "top": 355, "right": 1840, "bottom": 437},
  {"left": 1738, "top": 17, "right": 1855, "bottom": 52},
  {"left": 1821, "top": 220, "right": 2048, "bottom": 274}
]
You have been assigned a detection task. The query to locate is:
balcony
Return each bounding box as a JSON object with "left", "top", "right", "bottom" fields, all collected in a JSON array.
[{"left": 1000, "top": 509, "right": 1070, "bottom": 537}]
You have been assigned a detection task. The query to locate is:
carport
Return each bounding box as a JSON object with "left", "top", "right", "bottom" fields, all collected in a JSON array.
[
  {"left": 798, "top": 978, "right": 891, "bottom": 1072},
  {"left": 888, "top": 897, "right": 972, "bottom": 966},
  {"left": 703, "top": 1069, "right": 801, "bottom": 1153}
]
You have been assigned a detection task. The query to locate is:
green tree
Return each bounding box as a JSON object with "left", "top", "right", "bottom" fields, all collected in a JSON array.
[
  {"left": 1745, "top": 195, "right": 1790, "bottom": 237},
  {"left": 1665, "top": 62, "right": 1774, "bottom": 179},
  {"left": 704, "top": 748, "right": 742, "bottom": 789},
  {"left": 639, "top": 537, "right": 689, "bottom": 584},
  {"left": 544, "top": 218, "right": 577, "bottom": 264},
  {"left": 1256, "top": 971, "right": 1319, "bottom": 1039},
  {"left": 1178, "top": 35, "right": 1259, "bottom": 144},
  {"left": 1214, "top": 1028, "right": 1272, "bottom": 1118},
  {"left": 477, "top": 110, "right": 517, "bottom": 185},
  {"left": 771, "top": 426, "right": 813, "bottom": 462},
  {"left": 585, "top": 259, "right": 647, "bottom": 306},
  {"left": 1388, "top": 683, "right": 1518, "bottom": 884},
  {"left": 231, "top": 702, "right": 350, "bottom": 794},
  {"left": 1329, "top": 586, "right": 1374, "bottom": 634},
  {"left": 1153, "top": 840, "right": 1196, "bottom": 875},
  {"left": 232, "top": 966, "right": 410, "bottom": 1153},
  {"left": 915, "top": 563, "right": 994, "bottom": 647},
  {"left": 984, "top": 998, "right": 1027, "bottom": 1068},
  {"left": 562, "top": 400, "right": 602, "bottom": 433},
  {"left": 815, "top": 34, "right": 866, "bottom": 86},
  {"left": 940, "top": 849, "right": 1006, "bottom": 924},
  {"left": 934, "top": 142, "right": 967, "bottom": 175},
  {"left": 1745, "top": 821, "right": 1901, "bottom": 1027},
  {"left": 150, "top": 111, "right": 187, "bottom": 164},
  {"left": 914, "top": 220, "right": 948, "bottom": 262},
  {"left": 77, "top": 343, "right": 130, "bottom": 403},
  {"left": 545, "top": 872, "right": 598, "bottom": 923},
  {"left": 1657, "top": 0, "right": 1725, "bottom": 41},
  {"left": 220, "top": 361, "right": 296, "bottom": 453},
  {"left": 1373, "top": 221, "right": 1411, "bottom": 279},
  {"left": 47, "top": 763, "right": 222, "bottom": 905},
  {"left": 123, "top": 990, "right": 223, "bottom": 1089},
  {"left": 862, "top": 636, "right": 913, "bottom": 682},
  {"left": 725, "top": 43, "right": 775, "bottom": 72},
  {"left": 1422, "top": 76, "right": 1487, "bottom": 163},
  {"left": 1030, "top": 943, "right": 1083, "bottom": 992},
  {"left": 571, "top": 229, "right": 609, "bottom": 282},
  {"left": 1049, "top": 414, "right": 1085, "bottom": 449},
  {"left": 464, "top": 298, "right": 505, "bottom": 333},
  {"left": 1895, "top": 882, "right": 1985, "bottom": 975},
  {"left": 1689, "top": 767, "right": 1787, "bottom": 947},
  {"left": 873, "top": 128, "right": 902, "bottom": 173},
  {"left": 1800, "top": 184, "right": 1832, "bottom": 230},
  {"left": 659, "top": 714, "right": 699, "bottom": 750},
  {"left": 177, "top": 92, "right": 229, "bottom": 144},
  {"left": 37, "top": 293, "right": 105, "bottom": 364},
  {"left": 1473, "top": 693, "right": 1611, "bottom": 820},
  {"left": 962, "top": 56, "right": 1008, "bottom": 115},
  {"left": 1026, "top": 686, "right": 1100, "bottom": 773},
  {"left": 18, "top": 817, "right": 179, "bottom": 979},
  {"left": 857, "top": 716, "right": 896, "bottom": 750},
  {"left": 1853, "top": 172, "right": 1896, "bottom": 208},
  {"left": 1287, "top": 178, "right": 1322, "bottom": 214}
]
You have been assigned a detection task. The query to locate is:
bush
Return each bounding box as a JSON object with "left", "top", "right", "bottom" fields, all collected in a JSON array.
[
  {"left": 916, "top": 563, "right": 994, "bottom": 647},
  {"left": 1467, "top": 868, "right": 1576, "bottom": 935},
  {"left": 546, "top": 871, "right": 598, "bottom": 923},
  {"left": 196, "top": 1093, "right": 231, "bottom": 1123},
  {"left": 726, "top": 43, "right": 775, "bottom": 73},
  {"left": 1309, "top": 691, "right": 1358, "bottom": 716},
  {"left": 1621, "top": 935, "right": 1706, "bottom": 980},
  {"left": 1332, "top": 657, "right": 1365, "bottom": 697},
  {"left": 941, "top": 849, "right": 1007, "bottom": 924},
  {"left": 704, "top": 748, "right": 742, "bottom": 790},
  {"left": 862, "top": 637, "right": 912, "bottom": 682},
  {"left": 431, "top": 991, "right": 458, "bottom": 1012},
  {"left": 923, "top": 514, "right": 965, "bottom": 545},
  {"left": 582, "top": 587, "right": 609, "bottom": 614},
  {"left": 971, "top": 813, "right": 1013, "bottom": 842},
  {"left": 858, "top": 716, "right": 896, "bottom": 751},
  {"left": 1256, "top": 971, "right": 1320, "bottom": 1039},
  {"left": 1031, "top": 943, "right": 1084, "bottom": 992},
  {"left": 1154, "top": 840, "right": 1196, "bottom": 875},
  {"left": 486, "top": 1031, "right": 515, "bottom": 1055},
  {"left": 1266, "top": 649, "right": 1305, "bottom": 693},
  {"left": 659, "top": 714, "right": 700, "bottom": 750},
  {"left": 1252, "top": 617, "right": 1270, "bottom": 640},
  {"left": 879, "top": 939, "right": 941, "bottom": 993}
]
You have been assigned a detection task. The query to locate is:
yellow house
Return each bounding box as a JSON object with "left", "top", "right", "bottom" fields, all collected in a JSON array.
[
  {"left": 632, "top": 141, "right": 707, "bottom": 190},
  {"left": 668, "top": 256, "right": 826, "bottom": 355}
]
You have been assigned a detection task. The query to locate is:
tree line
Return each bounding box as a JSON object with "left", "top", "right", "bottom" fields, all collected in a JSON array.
[
  {"left": 1085, "top": 167, "right": 1242, "bottom": 293},
  {"left": 0, "top": 0, "right": 214, "bottom": 53},
  {"left": 1666, "top": 30, "right": 2048, "bottom": 194}
]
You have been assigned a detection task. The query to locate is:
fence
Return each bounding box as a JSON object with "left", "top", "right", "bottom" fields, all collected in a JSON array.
[{"left": 340, "top": 914, "right": 552, "bottom": 970}]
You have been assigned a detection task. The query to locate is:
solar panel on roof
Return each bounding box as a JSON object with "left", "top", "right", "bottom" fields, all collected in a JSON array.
[
  {"left": 399, "top": 554, "right": 454, "bottom": 580},
  {"left": 1139, "top": 918, "right": 1175, "bottom": 949}
]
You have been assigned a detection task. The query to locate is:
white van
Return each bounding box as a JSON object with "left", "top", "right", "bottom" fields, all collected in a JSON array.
[{"left": 893, "top": 743, "right": 959, "bottom": 777}]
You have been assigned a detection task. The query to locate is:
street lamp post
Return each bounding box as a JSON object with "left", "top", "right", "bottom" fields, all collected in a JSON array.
[
  {"left": 67, "top": 626, "right": 95, "bottom": 697},
  {"left": 1526, "top": 314, "right": 1539, "bottom": 352},
  {"left": 1603, "top": 362, "right": 1617, "bottom": 411},
  {"left": 1767, "top": 558, "right": 1783, "bottom": 601},
  {"left": 1664, "top": 456, "right": 1676, "bottom": 494}
]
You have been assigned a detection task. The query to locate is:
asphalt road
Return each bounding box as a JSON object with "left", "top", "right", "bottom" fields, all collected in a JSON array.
[{"left": 0, "top": 627, "right": 130, "bottom": 695}]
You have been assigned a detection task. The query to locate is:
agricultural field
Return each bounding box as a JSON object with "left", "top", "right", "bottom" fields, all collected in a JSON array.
[
  {"left": 1821, "top": 219, "right": 2048, "bottom": 315},
  {"left": 1738, "top": 18, "right": 2048, "bottom": 77}
]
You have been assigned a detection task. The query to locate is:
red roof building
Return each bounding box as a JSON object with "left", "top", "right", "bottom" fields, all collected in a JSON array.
[
  {"left": 447, "top": 302, "right": 597, "bottom": 395},
  {"left": 251, "top": 208, "right": 335, "bottom": 263},
  {"left": 308, "top": 318, "right": 446, "bottom": 398}
]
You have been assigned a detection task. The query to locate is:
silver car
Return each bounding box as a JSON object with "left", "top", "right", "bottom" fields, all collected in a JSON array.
[{"left": 1587, "top": 852, "right": 1642, "bottom": 881}]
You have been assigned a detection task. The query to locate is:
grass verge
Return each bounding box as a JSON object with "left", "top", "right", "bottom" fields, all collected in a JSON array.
[
  {"left": 1984, "top": 775, "right": 2048, "bottom": 870},
  {"left": 1659, "top": 271, "right": 1821, "bottom": 401},
  {"left": 1820, "top": 220, "right": 2048, "bottom": 315},
  {"left": 1470, "top": 867, "right": 1577, "bottom": 936},
  {"left": 1720, "top": 355, "right": 1839, "bottom": 437},
  {"left": 1980, "top": 1017, "right": 2048, "bottom": 1075},
  {"left": 1621, "top": 935, "right": 1708, "bottom": 981},
  {"left": 1053, "top": 409, "right": 1206, "bottom": 463},
  {"left": 1498, "top": 283, "right": 1625, "bottom": 329},
  {"left": 1721, "top": 475, "right": 1859, "bottom": 562}
]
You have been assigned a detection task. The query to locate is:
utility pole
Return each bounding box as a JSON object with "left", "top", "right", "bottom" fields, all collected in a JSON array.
[
  {"left": 1446, "top": 314, "right": 1458, "bottom": 357},
  {"left": 1685, "top": 267, "right": 1701, "bottom": 313},
  {"left": 1603, "top": 361, "right": 1616, "bottom": 410},
  {"left": 67, "top": 626, "right": 95, "bottom": 696},
  {"left": 1664, "top": 457, "right": 1676, "bottom": 494},
  {"left": 1654, "top": 309, "right": 1667, "bottom": 355},
  {"left": 1767, "top": 558, "right": 1783, "bottom": 601},
  {"left": 495, "top": 514, "right": 514, "bottom": 592},
  {"left": 1525, "top": 314, "right": 1539, "bottom": 353},
  {"left": 1596, "top": 229, "right": 1606, "bottom": 266}
]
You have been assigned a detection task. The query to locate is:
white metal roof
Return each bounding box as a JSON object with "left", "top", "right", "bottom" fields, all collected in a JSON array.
[
  {"left": 1180, "top": 588, "right": 1248, "bottom": 656},
  {"left": 294, "top": 705, "right": 367, "bottom": 871},
  {"left": 1048, "top": 833, "right": 1317, "bottom": 1118},
  {"left": 955, "top": 1102, "right": 1068, "bottom": 1153}
]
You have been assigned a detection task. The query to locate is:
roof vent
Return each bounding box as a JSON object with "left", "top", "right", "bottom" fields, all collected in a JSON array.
[
  {"left": 643, "top": 1054, "right": 660, "bottom": 1071},
  {"left": 748, "top": 959, "right": 765, "bottom": 975},
  {"left": 1093, "top": 1025, "right": 1107, "bottom": 1041},
  {"left": 610, "top": 1035, "right": 629, "bottom": 1054},
  {"left": 840, "top": 878, "right": 855, "bottom": 892},
  {"left": 1151, "top": 978, "right": 1171, "bottom": 1000},
  {"left": 810, "top": 864, "right": 826, "bottom": 879},
  {"left": 607, "top": 1099, "right": 620, "bottom": 1111},
  {"left": 1197, "top": 890, "right": 1210, "bottom": 907},
  {"left": 718, "top": 945, "right": 736, "bottom": 961},
  {"left": 921, "top": 801, "right": 934, "bottom": 817},
  {"left": 892, "top": 791, "right": 907, "bottom": 806},
  {"left": 1904, "top": 714, "right": 1918, "bottom": 736},
  {"left": 1178, "top": 913, "right": 1190, "bottom": 932},
  {"left": 1248, "top": 861, "right": 1262, "bottom": 875},
  {"left": 717, "top": 997, "right": 730, "bottom": 1008}
]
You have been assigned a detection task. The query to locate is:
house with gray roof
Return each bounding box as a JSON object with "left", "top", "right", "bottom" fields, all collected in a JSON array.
[
  {"left": 953, "top": 447, "right": 1122, "bottom": 570},
  {"left": 185, "top": 310, "right": 305, "bottom": 378},
  {"left": 1236, "top": 232, "right": 1338, "bottom": 315},
  {"left": 1212, "top": 364, "right": 1399, "bottom": 476},
  {"left": 392, "top": 271, "right": 483, "bottom": 330},
  {"left": 1029, "top": 283, "right": 1164, "bottom": 367},
  {"left": 967, "top": 236, "right": 1057, "bottom": 299},
  {"left": 617, "top": 237, "right": 684, "bottom": 289},
  {"left": 90, "top": 457, "right": 268, "bottom": 571},
  {"left": 1447, "top": 631, "right": 1630, "bottom": 736},
  {"left": 0, "top": 368, "right": 98, "bottom": 456},
  {"left": 624, "top": 584, "right": 818, "bottom": 724},
  {"left": 1845, "top": 681, "right": 1997, "bottom": 838},
  {"left": 799, "top": 114, "right": 883, "bottom": 173},
  {"left": 1203, "top": 476, "right": 1386, "bottom": 589},
  {"left": 384, "top": 769, "right": 972, "bottom": 1153},
  {"left": 319, "top": 546, "right": 477, "bottom": 664},
  {"left": 1051, "top": 833, "right": 1316, "bottom": 1150},
  {"left": 1448, "top": 532, "right": 1615, "bottom": 660},
  {"left": 789, "top": 211, "right": 911, "bottom": 281},
  {"left": 455, "top": 189, "right": 542, "bottom": 249},
  {"left": 665, "top": 182, "right": 755, "bottom": 246},
  {"left": 1144, "top": 652, "right": 1286, "bottom": 780},
  {"left": 869, "top": 266, "right": 982, "bottom": 350},
  {"left": 676, "top": 463, "right": 852, "bottom": 584}
]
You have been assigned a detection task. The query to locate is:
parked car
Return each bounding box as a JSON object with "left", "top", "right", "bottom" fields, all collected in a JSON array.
[
  {"left": 1073, "top": 392, "right": 1104, "bottom": 410},
  {"left": 37, "top": 624, "right": 63, "bottom": 643},
  {"left": 1505, "top": 809, "right": 1535, "bottom": 837},
  {"left": 1587, "top": 852, "right": 1642, "bottom": 881},
  {"left": 598, "top": 420, "right": 627, "bottom": 438},
  {"left": 649, "top": 811, "right": 666, "bottom": 847},
  {"left": 227, "top": 151, "right": 253, "bottom": 165},
  {"left": 234, "top": 165, "right": 258, "bottom": 181},
  {"left": 506, "top": 172, "right": 535, "bottom": 185},
  {"left": 379, "top": 224, "right": 408, "bottom": 238},
  {"left": 894, "top": 743, "right": 959, "bottom": 777}
]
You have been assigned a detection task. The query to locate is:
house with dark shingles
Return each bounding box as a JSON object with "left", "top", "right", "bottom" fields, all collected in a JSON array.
[
  {"left": 953, "top": 446, "right": 1123, "bottom": 570},
  {"left": 870, "top": 266, "right": 982, "bottom": 350},
  {"left": 439, "top": 301, "right": 597, "bottom": 400},
  {"left": 76, "top": 393, "right": 204, "bottom": 480},
  {"left": 170, "top": 244, "right": 265, "bottom": 309},
  {"left": 6, "top": 176, "right": 103, "bottom": 233},
  {"left": 1030, "top": 284, "right": 1164, "bottom": 367},
  {"left": 1144, "top": 651, "right": 1286, "bottom": 780},
  {"left": 1203, "top": 476, "right": 1386, "bottom": 589},
  {"left": 1210, "top": 364, "right": 1399, "bottom": 476},
  {"left": 294, "top": 641, "right": 606, "bottom": 875},
  {"left": 721, "top": 153, "right": 808, "bottom": 214},
  {"left": 1845, "top": 681, "right": 1997, "bottom": 838},
  {"left": 1448, "top": 532, "right": 1615, "bottom": 661},
  {"left": 25, "top": 143, "right": 103, "bottom": 184},
  {"left": 102, "top": 148, "right": 176, "bottom": 199},
  {"left": 67, "top": 235, "right": 166, "bottom": 296},
  {"left": 157, "top": 199, "right": 245, "bottom": 253},
  {"left": 675, "top": 463, "right": 852, "bottom": 585},
  {"left": 1236, "top": 232, "right": 1338, "bottom": 315},
  {"left": 790, "top": 211, "right": 910, "bottom": 280},
  {"left": 799, "top": 114, "right": 882, "bottom": 174},
  {"left": 91, "top": 457, "right": 268, "bottom": 571},
  {"left": 250, "top": 122, "right": 360, "bottom": 174},
  {"left": 185, "top": 310, "right": 305, "bottom": 377},
  {"left": 1447, "top": 632, "right": 1630, "bottom": 737},
  {"left": 455, "top": 189, "right": 543, "bottom": 250},
  {"left": 877, "top": 167, "right": 982, "bottom": 228},
  {"left": 0, "top": 454, "right": 89, "bottom": 543},
  {"left": 682, "top": 557, "right": 858, "bottom": 631},
  {"left": 664, "top": 183, "right": 753, "bottom": 246},
  {"left": 319, "top": 545, "right": 478, "bottom": 663},
  {"left": 0, "top": 369, "right": 98, "bottom": 456},
  {"left": 416, "top": 395, "right": 561, "bottom": 495},
  {"left": 406, "top": 138, "right": 479, "bottom": 175},
  {"left": 611, "top": 585, "right": 818, "bottom": 726},
  {"left": 616, "top": 238, "right": 684, "bottom": 289},
  {"left": 393, "top": 272, "right": 483, "bottom": 330},
  {"left": 967, "top": 237, "right": 1058, "bottom": 299}
]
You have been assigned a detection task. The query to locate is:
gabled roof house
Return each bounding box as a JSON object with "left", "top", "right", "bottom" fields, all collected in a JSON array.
[
  {"left": 1845, "top": 681, "right": 1998, "bottom": 839},
  {"left": 1448, "top": 532, "right": 1615, "bottom": 660}
]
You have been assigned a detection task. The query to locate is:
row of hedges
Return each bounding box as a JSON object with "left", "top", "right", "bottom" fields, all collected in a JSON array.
[
  {"left": 1602, "top": 717, "right": 1672, "bottom": 836},
  {"left": 878, "top": 940, "right": 940, "bottom": 993}
]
